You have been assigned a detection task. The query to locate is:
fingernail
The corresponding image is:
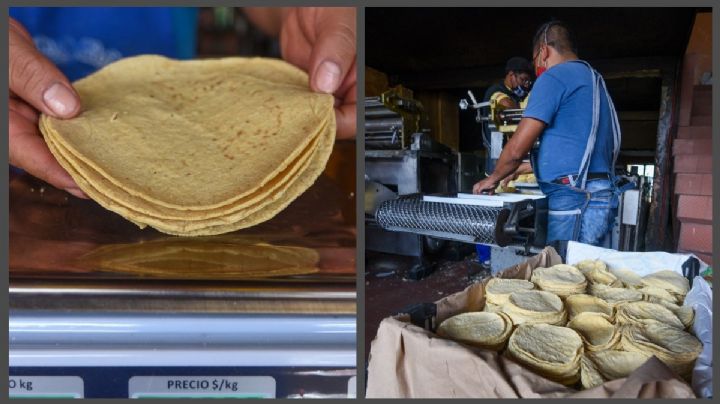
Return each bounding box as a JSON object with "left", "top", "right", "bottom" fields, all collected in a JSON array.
[
  {"left": 315, "top": 60, "right": 341, "bottom": 94},
  {"left": 65, "top": 187, "right": 87, "bottom": 199},
  {"left": 43, "top": 83, "right": 78, "bottom": 117}
]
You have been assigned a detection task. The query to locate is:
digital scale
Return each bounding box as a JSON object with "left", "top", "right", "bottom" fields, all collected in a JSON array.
[{"left": 9, "top": 172, "right": 357, "bottom": 399}]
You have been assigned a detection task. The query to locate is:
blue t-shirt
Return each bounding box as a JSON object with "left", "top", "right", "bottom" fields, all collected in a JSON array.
[
  {"left": 523, "top": 60, "right": 615, "bottom": 183},
  {"left": 10, "top": 7, "right": 197, "bottom": 81}
]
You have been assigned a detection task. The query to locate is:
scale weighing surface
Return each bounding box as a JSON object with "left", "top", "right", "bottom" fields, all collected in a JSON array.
[{"left": 9, "top": 171, "right": 357, "bottom": 398}]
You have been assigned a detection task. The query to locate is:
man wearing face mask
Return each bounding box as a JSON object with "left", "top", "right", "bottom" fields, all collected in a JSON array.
[
  {"left": 479, "top": 56, "right": 533, "bottom": 175},
  {"left": 472, "top": 21, "right": 623, "bottom": 247}
]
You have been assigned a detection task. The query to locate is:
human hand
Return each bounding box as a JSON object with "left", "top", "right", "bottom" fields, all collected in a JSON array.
[
  {"left": 472, "top": 176, "right": 499, "bottom": 195},
  {"left": 9, "top": 17, "right": 87, "bottom": 198},
  {"left": 500, "top": 161, "right": 533, "bottom": 188},
  {"left": 500, "top": 172, "right": 519, "bottom": 189},
  {"left": 278, "top": 7, "right": 356, "bottom": 139}
]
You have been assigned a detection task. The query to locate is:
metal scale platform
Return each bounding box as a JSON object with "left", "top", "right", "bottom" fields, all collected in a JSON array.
[{"left": 9, "top": 171, "right": 357, "bottom": 399}]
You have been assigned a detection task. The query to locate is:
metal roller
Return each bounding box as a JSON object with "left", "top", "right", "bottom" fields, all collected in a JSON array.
[
  {"left": 365, "top": 117, "right": 404, "bottom": 132},
  {"left": 375, "top": 195, "right": 503, "bottom": 245}
]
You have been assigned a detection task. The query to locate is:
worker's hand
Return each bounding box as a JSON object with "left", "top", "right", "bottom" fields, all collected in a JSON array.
[
  {"left": 9, "top": 17, "right": 87, "bottom": 199},
  {"left": 500, "top": 161, "right": 533, "bottom": 188},
  {"left": 499, "top": 172, "right": 519, "bottom": 189},
  {"left": 278, "top": 7, "right": 356, "bottom": 139},
  {"left": 472, "top": 177, "right": 499, "bottom": 195}
]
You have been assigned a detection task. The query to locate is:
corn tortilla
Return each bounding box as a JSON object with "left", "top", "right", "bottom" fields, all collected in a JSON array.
[{"left": 40, "top": 55, "right": 337, "bottom": 235}]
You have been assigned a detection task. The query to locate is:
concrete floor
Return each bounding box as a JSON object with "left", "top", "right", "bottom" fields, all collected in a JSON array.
[{"left": 364, "top": 251, "right": 491, "bottom": 362}]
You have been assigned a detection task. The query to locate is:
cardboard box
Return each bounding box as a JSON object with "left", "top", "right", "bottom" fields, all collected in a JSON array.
[{"left": 366, "top": 247, "right": 700, "bottom": 398}]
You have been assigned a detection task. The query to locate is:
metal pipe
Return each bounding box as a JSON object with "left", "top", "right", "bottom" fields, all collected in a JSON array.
[{"left": 364, "top": 118, "right": 403, "bottom": 130}]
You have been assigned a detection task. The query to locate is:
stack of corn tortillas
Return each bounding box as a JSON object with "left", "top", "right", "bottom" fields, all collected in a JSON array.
[
  {"left": 615, "top": 301, "right": 685, "bottom": 329},
  {"left": 40, "top": 55, "right": 336, "bottom": 236},
  {"left": 589, "top": 283, "right": 643, "bottom": 305},
  {"left": 649, "top": 298, "right": 695, "bottom": 329},
  {"left": 575, "top": 259, "right": 608, "bottom": 275},
  {"left": 580, "top": 350, "right": 652, "bottom": 389},
  {"left": 576, "top": 259, "right": 621, "bottom": 286},
  {"left": 565, "top": 294, "right": 614, "bottom": 320},
  {"left": 609, "top": 267, "right": 644, "bottom": 288},
  {"left": 436, "top": 312, "right": 513, "bottom": 351},
  {"left": 567, "top": 312, "right": 620, "bottom": 351},
  {"left": 640, "top": 270, "right": 690, "bottom": 303},
  {"left": 531, "top": 264, "right": 587, "bottom": 297},
  {"left": 506, "top": 323, "right": 584, "bottom": 385},
  {"left": 484, "top": 278, "right": 534, "bottom": 312},
  {"left": 639, "top": 285, "right": 677, "bottom": 303},
  {"left": 502, "top": 290, "right": 566, "bottom": 325},
  {"left": 435, "top": 259, "right": 702, "bottom": 390},
  {"left": 620, "top": 323, "right": 703, "bottom": 379}
]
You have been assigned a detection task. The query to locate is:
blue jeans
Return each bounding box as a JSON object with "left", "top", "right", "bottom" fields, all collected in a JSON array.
[{"left": 538, "top": 179, "right": 618, "bottom": 246}]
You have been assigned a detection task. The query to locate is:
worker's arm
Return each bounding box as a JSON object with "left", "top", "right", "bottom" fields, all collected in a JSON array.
[
  {"left": 497, "top": 95, "right": 519, "bottom": 109},
  {"left": 500, "top": 161, "right": 533, "bottom": 188},
  {"left": 491, "top": 92, "right": 519, "bottom": 109},
  {"left": 472, "top": 117, "right": 545, "bottom": 194}
]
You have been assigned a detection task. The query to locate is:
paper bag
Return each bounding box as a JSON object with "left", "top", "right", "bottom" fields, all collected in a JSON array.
[{"left": 366, "top": 247, "right": 697, "bottom": 398}]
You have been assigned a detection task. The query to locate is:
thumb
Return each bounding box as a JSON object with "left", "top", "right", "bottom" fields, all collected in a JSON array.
[
  {"left": 9, "top": 18, "right": 81, "bottom": 119},
  {"left": 308, "top": 8, "right": 356, "bottom": 95}
]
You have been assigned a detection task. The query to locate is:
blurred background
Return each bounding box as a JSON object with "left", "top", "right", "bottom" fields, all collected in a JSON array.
[{"left": 196, "top": 7, "right": 279, "bottom": 58}]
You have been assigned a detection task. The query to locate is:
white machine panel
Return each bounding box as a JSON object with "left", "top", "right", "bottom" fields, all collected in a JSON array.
[
  {"left": 622, "top": 189, "right": 640, "bottom": 225},
  {"left": 424, "top": 193, "right": 545, "bottom": 207}
]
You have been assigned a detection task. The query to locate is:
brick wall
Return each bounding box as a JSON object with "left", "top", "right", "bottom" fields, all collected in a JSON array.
[{"left": 674, "top": 69, "right": 712, "bottom": 265}]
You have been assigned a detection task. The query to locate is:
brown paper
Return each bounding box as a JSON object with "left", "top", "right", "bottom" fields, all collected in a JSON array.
[{"left": 366, "top": 247, "right": 696, "bottom": 398}]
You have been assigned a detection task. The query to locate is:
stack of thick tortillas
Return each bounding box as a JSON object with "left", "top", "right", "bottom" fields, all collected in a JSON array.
[
  {"left": 501, "top": 290, "right": 566, "bottom": 325},
  {"left": 575, "top": 259, "right": 607, "bottom": 275},
  {"left": 567, "top": 312, "right": 620, "bottom": 351},
  {"left": 531, "top": 264, "right": 587, "bottom": 297},
  {"left": 484, "top": 278, "right": 534, "bottom": 312},
  {"left": 639, "top": 285, "right": 677, "bottom": 303},
  {"left": 609, "top": 267, "right": 644, "bottom": 288},
  {"left": 620, "top": 323, "right": 703, "bottom": 379},
  {"left": 40, "top": 55, "right": 336, "bottom": 236},
  {"left": 436, "top": 259, "right": 702, "bottom": 389},
  {"left": 615, "top": 301, "right": 685, "bottom": 329},
  {"left": 580, "top": 350, "right": 652, "bottom": 389},
  {"left": 565, "top": 294, "right": 614, "bottom": 320},
  {"left": 589, "top": 283, "right": 643, "bottom": 305},
  {"left": 436, "top": 312, "right": 513, "bottom": 351},
  {"left": 576, "top": 259, "right": 621, "bottom": 286},
  {"left": 640, "top": 270, "right": 690, "bottom": 304},
  {"left": 649, "top": 298, "right": 695, "bottom": 329},
  {"left": 506, "top": 323, "right": 584, "bottom": 385}
]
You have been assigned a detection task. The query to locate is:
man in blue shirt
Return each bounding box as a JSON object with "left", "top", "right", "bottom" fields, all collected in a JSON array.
[
  {"left": 472, "top": 21, "right": 621, "bottom": 246},
  {"left": 9, "top": 7, "right": 356, "bottom": 199}
]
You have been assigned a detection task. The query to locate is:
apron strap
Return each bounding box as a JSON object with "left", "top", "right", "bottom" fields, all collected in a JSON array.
[
  {"left": 570, "top": 60, "right": 621, "bottom": 190},
  {"left": 602, "top": 76, "right": 622, "bottom": 182}
]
